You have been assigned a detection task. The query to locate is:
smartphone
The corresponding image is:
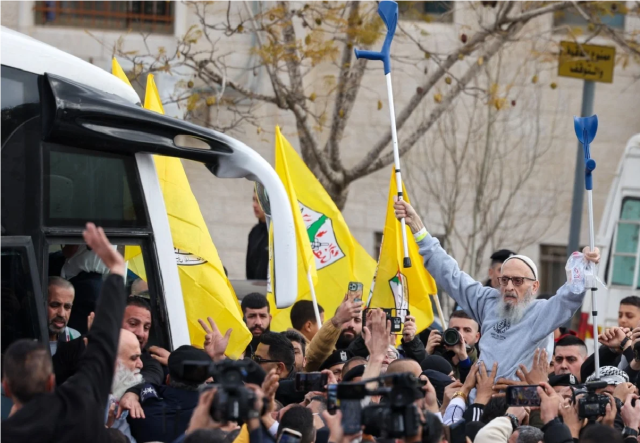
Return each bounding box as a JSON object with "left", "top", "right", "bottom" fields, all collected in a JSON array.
[
  {"left": 340, "top": 400, "right": 362, "bottom": 435},
  {"left": 295, "top": 372, "right": 328, "bottom": 392},
  {"left": 506, "top": 385, "right": 541, "bottom": 407},
  {"left": 327, "top": 384, "right": 338, "bottom": 414},
  {"left": 363, "top": 308, "right": 403, "bottom": 334},
  {"left": 278, "top": 428, "right": 302, "bottom": 443},
  {"left": 347, "top": 282, "right": 363, "bottom": 302}
]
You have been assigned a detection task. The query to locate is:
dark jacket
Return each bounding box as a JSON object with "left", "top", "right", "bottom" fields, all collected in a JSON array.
[
  {"left": 246, "top": 221, "right": 269, "bottom": 280},
  {"left": 128, "top": 383, "right": 200, "bottom": 443},
  {"left": 2, "top": 274, "right": 126, "bottom": 443},
  {"left": 401, "top": 336, "right": 427, "bottom": 363}
]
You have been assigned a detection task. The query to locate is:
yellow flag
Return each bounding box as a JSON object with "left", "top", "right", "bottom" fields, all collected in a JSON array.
[
  {"left": 369, "top": 170, "right": 437, "bottom": 332},
  {"left": 267, "top": 129, "right": 376, "bottom": 331},
  {"left": 115, "top": 69, "right": 251, "bottom": 358},
  {"left": 274, "top": 127, "right": 317, "bottom": 295},
  {"left": 112, "top": 58, "right": 133, "bottom": 88}
]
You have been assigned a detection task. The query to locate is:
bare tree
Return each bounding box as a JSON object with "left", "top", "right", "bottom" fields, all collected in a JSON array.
[
  {"left": 405, "top": 45, "right": 563, "bottom": 286},
  {"left": 112, "top": 1, "right": 639, "bottom": 208}
]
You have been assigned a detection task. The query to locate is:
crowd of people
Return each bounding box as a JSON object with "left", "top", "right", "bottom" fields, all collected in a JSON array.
[{"left": 3, "top": 198, "right": 640, "bottom": 443}]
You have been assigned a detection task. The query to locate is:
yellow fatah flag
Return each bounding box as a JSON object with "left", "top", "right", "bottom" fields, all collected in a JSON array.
[
  {"left": 117, "top": 70, "right": 251, "bottom": 358},
  {"left": 112, "top": 58, "right": 133, "bottom": 88},
  {"left": 267, "top": 129, "right": 376, "bottom": 331},
  {"left": 369, "top": 170, "right": 437, "bottom": 332},
  {"left": 274, "top": 127, "right": 318, "bottom": 298}
]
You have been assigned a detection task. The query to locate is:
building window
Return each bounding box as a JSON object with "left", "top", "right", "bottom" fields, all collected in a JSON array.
[
  {"left": 34, "top": 1, "right": 174, "bottom": 34},
  {"left": 610, "top": 198, "right": 640, "bottom": 288},
  {"left": 554, "top": 2, "right": 625, "bottom": 31},
  {"left": 539, "top": 245, "right": 569, "bottom": 295},
  {"left": 399, "top": 1, "right": 454, "bottom": 23}
]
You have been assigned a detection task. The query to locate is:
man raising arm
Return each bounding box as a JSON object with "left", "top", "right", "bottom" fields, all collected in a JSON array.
[{"left": 393, "top": 198, "right": 599, "bottom": 380}]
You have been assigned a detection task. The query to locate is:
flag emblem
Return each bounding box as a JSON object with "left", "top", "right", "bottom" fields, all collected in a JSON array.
[
  {"left": 389, "top": 272, "right": 408, "bottom": 321},
  {"left": 175, "top": 248, "right": 207, "bottom": 266},
  {"left": 300, "top": 203, "right": 345, "bottom": 269}
]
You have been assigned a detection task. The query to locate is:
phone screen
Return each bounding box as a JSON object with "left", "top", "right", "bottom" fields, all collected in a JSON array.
[
  {"left": 327, "top": 384, "right": 338, "bottom": 414},
  {"left": 506, "top": 385, "right": 541, "bottom": 407},
  {"left": 340, "top": 400, "right": 362, "bottom": 435},
  {"left": 295, "top": 372, "right": 328, "bottom": 392}
]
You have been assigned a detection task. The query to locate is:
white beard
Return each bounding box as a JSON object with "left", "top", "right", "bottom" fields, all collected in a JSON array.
[
  {"left": 111, "top": 360, "right": 144, "bottom": 400},
  {"left": 497, "top": 287, "right": 534, "bottom": 324}
]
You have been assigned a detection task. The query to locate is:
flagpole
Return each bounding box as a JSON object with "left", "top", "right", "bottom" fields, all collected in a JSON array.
[
  {"left": 430, "top": 294, "right": 447, "bottom": 330},
  {"left": 307, "top": 269, "right": 322, "bottom": 326}
]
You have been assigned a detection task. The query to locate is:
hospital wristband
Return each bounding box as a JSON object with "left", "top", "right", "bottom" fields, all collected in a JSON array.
[{"left": 413, "top": 227, "right": 428, "bottom": 242}]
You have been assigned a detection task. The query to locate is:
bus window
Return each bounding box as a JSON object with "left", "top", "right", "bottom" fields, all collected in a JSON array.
[
  {"left": 43, "top": 144, "right": 148, "bottom": 228},
  {"left": 1, "top": 240, "right": 46, "bottom": 354},
  {"left": 1, "top": 66, "right": 40, "bottom": 146},
  {"left": 46, "top": 241, "right": 168, "bottom": 349},
  {"left": 610, "top": 198, "right": 640, "bottom": 288}
]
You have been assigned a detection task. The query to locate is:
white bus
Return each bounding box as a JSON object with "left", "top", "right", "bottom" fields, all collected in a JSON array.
[
  {"left": 579, "top": 134, "right": 640, "bottom": 339},
  {"left": 1, "top": 27, "right": 297, "bottom": 356}
]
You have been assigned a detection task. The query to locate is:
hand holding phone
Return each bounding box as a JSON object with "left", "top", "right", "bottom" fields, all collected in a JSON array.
[
  {"left": 347, "top": 282, "right": 363, "bottom": 302},
  {"left": 506, "top": 385, "right": 541, "bottom": 407},
  {"left": 295, "top": 372, "right": 329, "bottom": 392}
]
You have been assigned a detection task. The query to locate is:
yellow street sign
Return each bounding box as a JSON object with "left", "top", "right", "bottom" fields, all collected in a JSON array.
[{"left": 558, "top": 41, "right": 615, "bottom": 83}]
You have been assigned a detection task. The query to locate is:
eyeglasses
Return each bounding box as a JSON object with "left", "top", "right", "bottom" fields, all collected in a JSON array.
[
  {"left": 498, "top": 276, "right": 536, "bottom": 287},
  {"left": 251, "top": 354, "right": 282, "bottom": 365}
]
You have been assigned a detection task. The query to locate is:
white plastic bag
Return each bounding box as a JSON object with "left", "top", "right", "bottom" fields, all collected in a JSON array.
[{"left": 565, "top": 252, "right": 596, "bottom": 293}]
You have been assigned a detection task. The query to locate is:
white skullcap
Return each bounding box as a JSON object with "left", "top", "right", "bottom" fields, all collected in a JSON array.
[{"left": 501, "top": 255, "right": 538, "bottom": 281}]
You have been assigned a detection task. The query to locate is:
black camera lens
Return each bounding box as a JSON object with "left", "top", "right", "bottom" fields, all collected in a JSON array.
[{"left": 442, "top": 328, "right": 461, "bottom": 347}]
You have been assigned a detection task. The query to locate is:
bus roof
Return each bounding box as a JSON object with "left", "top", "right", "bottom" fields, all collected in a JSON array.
[{"left": 1, "top": 26, "right": 140, "bottom": 105}]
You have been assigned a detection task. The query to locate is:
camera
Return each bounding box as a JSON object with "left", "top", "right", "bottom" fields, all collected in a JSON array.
[
  {"left": 337, "top": 372, "right": 424, "bottom": 438},
  {"left": 576, "top": 381, "right": 610, "bottom": 419},
  {"left": 183, "top": 359, "right": 258, "bottom": 423},
  {"left": 441, "top": 328, "right": 461, "bottom": 347}
]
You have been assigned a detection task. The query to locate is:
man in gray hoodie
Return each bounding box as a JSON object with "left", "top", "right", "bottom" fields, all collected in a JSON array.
[{"left": 393, "top": 198, "right": 600, "bottom": 380}]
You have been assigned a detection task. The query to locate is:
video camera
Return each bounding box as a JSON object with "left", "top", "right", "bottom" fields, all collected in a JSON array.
[
  {"left": 573, "top": 381, "right": 610, "bottom": 419},
  {"left": 183, "top": 359, "right": 259, "bottom": 423},
  {"left": 336, "top": 372, "right": 424, "bottom": 438}
]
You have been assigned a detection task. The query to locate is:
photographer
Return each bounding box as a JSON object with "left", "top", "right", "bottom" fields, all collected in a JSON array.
[{"left": 425, "top": 311, "right": 479, "bottom": 382}]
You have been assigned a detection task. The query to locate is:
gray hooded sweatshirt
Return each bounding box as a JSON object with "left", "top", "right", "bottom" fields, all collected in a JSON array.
[{"left": 417, "top": 234, "right": 586, "bottom": 380}]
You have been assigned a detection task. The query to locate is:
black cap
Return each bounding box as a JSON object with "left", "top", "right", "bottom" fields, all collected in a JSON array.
[
  {"left": 343, "top": 364, "right": 366, "bottom": 382},
  {"left": 319, "top": 350, "right": 352, "bottom": 371},
  {"left": 490, "top": 249, "right": 517, "bottom": 263},
  {"left": 168, "top": 345, "right": 212, "bottom": 383},
  {"left": 549, "top": 373, "right": 579, "bottom": 387},
  {"left": 420, "top": 355, "right": 453, "bottom": 376}
]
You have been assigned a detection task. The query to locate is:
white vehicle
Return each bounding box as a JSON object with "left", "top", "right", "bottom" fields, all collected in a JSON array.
[
  {"left": 579, "top": 134, "right": 640, "bottom": 338},
  {"left": 0, "top": 27, "right": 297, "bottom": 354}
]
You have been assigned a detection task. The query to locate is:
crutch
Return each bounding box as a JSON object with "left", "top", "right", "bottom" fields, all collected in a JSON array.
[
  {"left": 355, "top": 0, "right": 411, "bottom": 268},
  {"left": 574, "top": 115, "right": 599, "bottom": 377}
]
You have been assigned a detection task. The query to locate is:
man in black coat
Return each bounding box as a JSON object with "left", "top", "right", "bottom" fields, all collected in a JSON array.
[
  {"left": 246, "top": 192, "right": 269, "bottom": 280},
  {"left": 2, "top": 223, "right": 127, "bottom": 443}
]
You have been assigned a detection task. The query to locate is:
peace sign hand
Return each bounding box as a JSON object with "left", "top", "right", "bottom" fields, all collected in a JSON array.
[{"left": 198, "top": 316, "right": 232, "bottom": 362}]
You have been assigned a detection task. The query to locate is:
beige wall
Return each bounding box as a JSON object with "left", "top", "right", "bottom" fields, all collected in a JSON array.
[{"left": 3, "top": 1, "right": 639, "bottom": 287}]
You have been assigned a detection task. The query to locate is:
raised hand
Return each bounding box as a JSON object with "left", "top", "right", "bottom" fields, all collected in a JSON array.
[
  {"left": 582, "top": 246, "right": 600, "bottom": 265},
  {"left": 559, "top": 397, "right": 586, "bottom": 439},
  {"left": 518, "top": 348, "right": 549, "bottom": 385},
  {"left": 331, "top": 294, "right": 363, "bottom": 328},
  {"left": 621, "top": 394, "right": 640, "bottom": 430},
  {"left": 425, "top": 331, "right": 442, "bottom": 355},
  {"left": 186, "top": 388, "right": 221, "bottom": 434},
  {"left": 149, "top": 345, "right": 171, "bottom": 366},
  {"left": 82, "top": 223, "right": 124, "bottom": 276},
  {"left": 599, "top": 327, "right": 629, "bottom": 353},
  {"left": 198, "top": 316, "right": 232, "bottom": 362},
  {"left": 537, "top": 382, "right": 562, "bottom": 425},
  {"left": 597, "top": 393, "right": 617, "bottom": 428},
  {"left": 476, "top": 362, "right": 497, "bottom": 405},
  {"left": 402, "top": 315, "right": 417, "bottom": 343},
  {"left": 613, "top": 382, "right": 638, "bottom": 402},
  {"left": 392, "top": 197, "right": 424, "bottom": 234},
  {"left": 363, "top": 309, "right": 391, "bottom": 359}
]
